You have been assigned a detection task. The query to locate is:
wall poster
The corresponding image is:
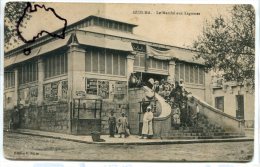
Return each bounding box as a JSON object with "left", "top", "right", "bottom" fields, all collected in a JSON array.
[
  {"left": 44, "top": 81, "right": 59, "bottom": 102},
  {"left": 98, "top": 80, "right": 109, "bottom": 99},
  {"left": 61, "top": 80, "right": 68, "bottom": 100}
]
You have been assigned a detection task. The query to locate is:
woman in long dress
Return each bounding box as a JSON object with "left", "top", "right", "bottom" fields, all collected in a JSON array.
[{"left": 141, "top": 106, "right": 154, "bottom": 139}]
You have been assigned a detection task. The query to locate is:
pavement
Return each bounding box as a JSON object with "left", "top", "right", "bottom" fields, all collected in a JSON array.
[{"left": 4, "top": 128, "right": 254, "bottom": 145}]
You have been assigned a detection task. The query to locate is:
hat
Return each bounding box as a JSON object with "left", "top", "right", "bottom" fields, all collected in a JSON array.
[{"left": 146, "top": 106, "right": 152, "bottom": 111}]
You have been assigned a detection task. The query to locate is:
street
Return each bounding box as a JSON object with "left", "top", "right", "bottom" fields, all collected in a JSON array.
[{"left": 3, "top": 132, "right": 253, "bottom": 161}]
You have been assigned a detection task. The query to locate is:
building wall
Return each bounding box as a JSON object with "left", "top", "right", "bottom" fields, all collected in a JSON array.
[
  {"left": 185, "top": 84, "right": 205, "bottom": 101},
  {"left": 4, "top": 88, "right": 15, "bottom": 110},
  {"left": 19, "top": 103, "right": 70, "bottom": 133},
  {"left": 212, "top": 85, "right": 254, "bottom": 128}
]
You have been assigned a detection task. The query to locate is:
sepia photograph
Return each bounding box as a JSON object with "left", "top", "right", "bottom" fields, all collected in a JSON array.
[{"left": 3, "top": 2, "right": 255, "bottom": 162}]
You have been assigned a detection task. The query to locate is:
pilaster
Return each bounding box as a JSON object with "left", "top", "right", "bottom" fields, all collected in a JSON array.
[
  {"left": 37, "top": 58, "right": 44, "bottom": 105},
  {"left": 168, "top": 60, "right": 175, "bottom": 83}
]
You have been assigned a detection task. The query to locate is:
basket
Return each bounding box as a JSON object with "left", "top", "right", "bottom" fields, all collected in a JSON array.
[{"left": 91, "top": 131, "right": 101, "bottom": 142}]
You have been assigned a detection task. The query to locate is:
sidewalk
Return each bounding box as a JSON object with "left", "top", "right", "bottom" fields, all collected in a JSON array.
[{"left": 5, "top": 129, "right": 254, "bottom": 145}]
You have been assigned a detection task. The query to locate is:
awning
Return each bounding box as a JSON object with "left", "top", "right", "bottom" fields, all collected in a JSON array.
[
  {"left": 76, "top": 33, "right": 133, "bottom": 52},
  {"left": 4, "top": 35, "right": 71, "bottom": 68},
  {"left": 147, "top": 46, "right": 204, "bottom": 65},
  {"left": 4, "top": 47, "right": 40, "bottom": 68},
  {"left": 38, "top": 35, "right": 70, "bottom": 55}
]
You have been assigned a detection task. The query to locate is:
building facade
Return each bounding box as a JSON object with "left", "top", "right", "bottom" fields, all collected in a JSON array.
[
  {"left": 4, "top": 15, "right": 217, "bottom": 134},
  {"left": 211, "top": 78, "right": 254, "bottom": 128}
]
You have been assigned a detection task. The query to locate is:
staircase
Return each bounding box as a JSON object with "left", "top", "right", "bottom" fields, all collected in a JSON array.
[
  {"left": 139, "top": 86, "right": 245, "bottom": 139},
  {"left": 167, "top": 114, "right": 245, "bottom": 139}
]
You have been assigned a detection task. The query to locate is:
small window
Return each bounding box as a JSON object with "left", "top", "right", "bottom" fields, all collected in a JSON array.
[{"left": 215, "top": 96, "right": 224, "bottom": 112}]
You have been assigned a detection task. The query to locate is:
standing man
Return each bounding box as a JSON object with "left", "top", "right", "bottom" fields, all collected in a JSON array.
[
  {"left": 9, "top": 106, "right": 20, "bottom": 130},
  {"left": 108, "top": 110, "right": 116, "bottom": 137},
  {"left": 141, "top": 106, "right": 154, "bottom": 139}
]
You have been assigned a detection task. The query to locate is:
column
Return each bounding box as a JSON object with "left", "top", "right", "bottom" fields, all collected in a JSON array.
[
  {"left": 67, "top": 43, "right": 86, "bottom": 134},
  {"left": 37, "top": 58, "right": 44, "bottom": 106},
  {"left": 126, "top": 53, "right": 135, "bottom": 81},
  {"left": 14, "top": 68, "right": 19, "bottom": 106},
  {"left": 168, "top": 60, "right": 175, "bottom": 83},
  {"left": 67, "top": 43, "right": 86, "bottom": 101},
  {"left": 126, "top": 53, "right": 135, "bottom": 102}
]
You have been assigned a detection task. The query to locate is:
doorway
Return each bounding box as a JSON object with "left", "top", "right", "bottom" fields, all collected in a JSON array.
[{"left": 236, "top": 95, "right": 244, "bottom": 120}]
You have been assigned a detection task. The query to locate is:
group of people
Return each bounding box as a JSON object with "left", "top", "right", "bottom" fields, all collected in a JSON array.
[
  {"left": 150, "top": 78, "right": 200, "bottom": 129},
  {"left": 108, "top": 111, "right": 130, "bottom": 138},
  {"left": 108, "top": 105, "right": 154, "bottom": 139}
]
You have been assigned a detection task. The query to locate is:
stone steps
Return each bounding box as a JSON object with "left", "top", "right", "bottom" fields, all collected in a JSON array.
[{"left": 168, "top": 113, "right": 244, "bottom": 139}]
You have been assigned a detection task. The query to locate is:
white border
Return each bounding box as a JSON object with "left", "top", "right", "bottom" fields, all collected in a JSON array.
[{"left": 0, "top": 0, "right": 259, "bottom": 167}]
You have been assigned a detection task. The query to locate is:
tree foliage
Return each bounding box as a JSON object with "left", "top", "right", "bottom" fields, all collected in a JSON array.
[
  {"left": 193, "top": 5, "right": 255, "bottom": 84},
  {"left": 4, "top": 2, "right": 31, "bottom": 50}
]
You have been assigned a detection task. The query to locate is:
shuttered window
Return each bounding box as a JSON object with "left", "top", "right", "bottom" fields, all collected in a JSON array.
[
  {"left": 4, "top": 69, "right": 15, "bottom": 88},
  {"left": 175, "top": 62, "right": 204, "bottom": 85},
  {"left": 85, "top": 48, "right": 126, "bottom": 76},
  {"left": 44, "top": 53, "right": 67, "bottom": 79},
  {"left": 19, "top": 60, "right": 38, "bottom": 84}
]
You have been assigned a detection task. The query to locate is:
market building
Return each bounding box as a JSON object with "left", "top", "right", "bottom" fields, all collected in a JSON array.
[{"left": 4, "top": 15, "right": 246, "bottom": 137}]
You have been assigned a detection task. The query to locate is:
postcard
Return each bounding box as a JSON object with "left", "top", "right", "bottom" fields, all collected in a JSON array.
[{"left": 3, "top": 2, "right": 255, "bottom": 161}]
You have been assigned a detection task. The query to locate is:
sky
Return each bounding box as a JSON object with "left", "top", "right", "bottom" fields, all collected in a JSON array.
[{"left": 6, "top": 3, "right": 234, "bottom": 51}]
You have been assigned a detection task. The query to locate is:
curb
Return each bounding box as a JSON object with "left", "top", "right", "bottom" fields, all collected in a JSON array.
[{"left": 4, "top": 129, "right": 254, "bottom": 145}]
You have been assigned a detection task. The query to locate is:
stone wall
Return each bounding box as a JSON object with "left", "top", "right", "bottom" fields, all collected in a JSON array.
[
  {"left": 19, "top": 103, "right": 70, "bottom": 133},
  {"left": 100, "top": 100, "right": 129, "bottom": 134},
  {"left": 128, "top": 88, "right": 146, "bottom": 135}
]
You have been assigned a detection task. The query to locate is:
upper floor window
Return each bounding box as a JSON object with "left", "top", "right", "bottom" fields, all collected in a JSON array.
[
  {"left": 85, "top": 48, "right": 126, "bottom": 76},
  {"left": 18, "top": 60, "right": 38, "bottom": 85},
  {"left": 149, "top": 58, "right": 168, "bottom": 70},
  {"left": 175, "top": 62, "right": 204, "bottom": 85},
  {"left": 4, "top": 68, "right": 15, "bottom": 88},
  {"left": 44, "top": 53, "right": 68, "bottom": 79}
]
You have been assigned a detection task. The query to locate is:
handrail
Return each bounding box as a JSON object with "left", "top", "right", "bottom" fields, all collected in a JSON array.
[
  {"left": 191, "top": 95, "right": 244, "bottom": 123},
  {"left": 142, "top": 86, "right": 172, "bottom": 121}
]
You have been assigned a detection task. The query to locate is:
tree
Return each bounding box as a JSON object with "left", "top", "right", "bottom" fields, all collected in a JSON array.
[
  {"left": 193, "top": 5, "right": 255, "bottom": 85},
  {"left": 4, "top": 2, "right": 31, "bottom": 50}
]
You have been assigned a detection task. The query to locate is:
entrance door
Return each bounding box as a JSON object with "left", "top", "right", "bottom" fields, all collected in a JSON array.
[{"left": 236, "top": 95, "right": 244, "bottom": 120}]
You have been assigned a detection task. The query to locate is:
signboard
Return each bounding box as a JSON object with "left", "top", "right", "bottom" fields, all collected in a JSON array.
[
  {"left": 114, "top": 81, "right": 126, "bottom": 95},
  {"left": 86, "top": 79, "right": 97, "bottom": 95}
]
